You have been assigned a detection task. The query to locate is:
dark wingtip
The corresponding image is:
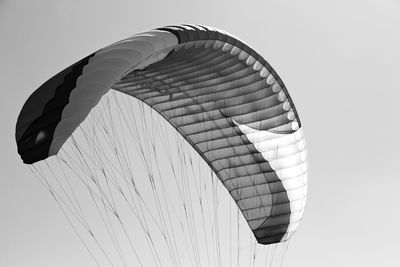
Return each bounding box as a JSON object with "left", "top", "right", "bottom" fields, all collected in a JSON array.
[{"left": 15, "top": 53, "right": 95, "bottom": 164}]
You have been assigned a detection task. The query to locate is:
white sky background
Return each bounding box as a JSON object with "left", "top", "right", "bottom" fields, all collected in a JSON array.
[{"left": 1, "top": 0, "right": 400, "bottom": 266}]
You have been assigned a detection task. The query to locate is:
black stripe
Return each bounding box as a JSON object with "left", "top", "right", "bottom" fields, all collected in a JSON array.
[
  {"left": 16, "top": 53, "right": 95, "bottom": 163},
  {"left": 156, "top": 27, "right": 182, "bottom": 43}
]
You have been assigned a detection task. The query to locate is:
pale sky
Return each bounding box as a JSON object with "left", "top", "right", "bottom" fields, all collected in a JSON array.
[{"left": 1, "top": 0, "right": 400, "bottom": 266}]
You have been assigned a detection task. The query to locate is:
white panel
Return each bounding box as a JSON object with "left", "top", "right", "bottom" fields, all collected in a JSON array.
[
  {"left": 232, "top": 118, "right": 308, "bottom": 240},
  {"left": 49, "top": 31, "right": 179, "bottom": 155}
]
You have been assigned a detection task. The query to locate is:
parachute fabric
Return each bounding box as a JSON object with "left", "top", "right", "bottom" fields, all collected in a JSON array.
[{"left": 15, "top": 24, "right": 308, "bottom": 266}]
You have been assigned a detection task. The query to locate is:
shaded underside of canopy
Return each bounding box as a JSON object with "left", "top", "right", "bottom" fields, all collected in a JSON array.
[{"left": 15, "top": 24, "right": 307, "bottom": 244}]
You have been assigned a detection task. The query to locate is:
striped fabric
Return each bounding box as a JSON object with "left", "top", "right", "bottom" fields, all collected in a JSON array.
[{"left": 15, "top": 24, "right": 307, "bottom": 244}]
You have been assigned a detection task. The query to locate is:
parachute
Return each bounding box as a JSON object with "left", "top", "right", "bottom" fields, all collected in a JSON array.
[{"left": 16, "top": 25, "right": 308, "bottom": 266}]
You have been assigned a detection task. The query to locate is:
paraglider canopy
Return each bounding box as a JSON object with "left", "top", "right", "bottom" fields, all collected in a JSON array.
[{"left": 16, "top": 24, "right": 307, "bottom": 246}]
